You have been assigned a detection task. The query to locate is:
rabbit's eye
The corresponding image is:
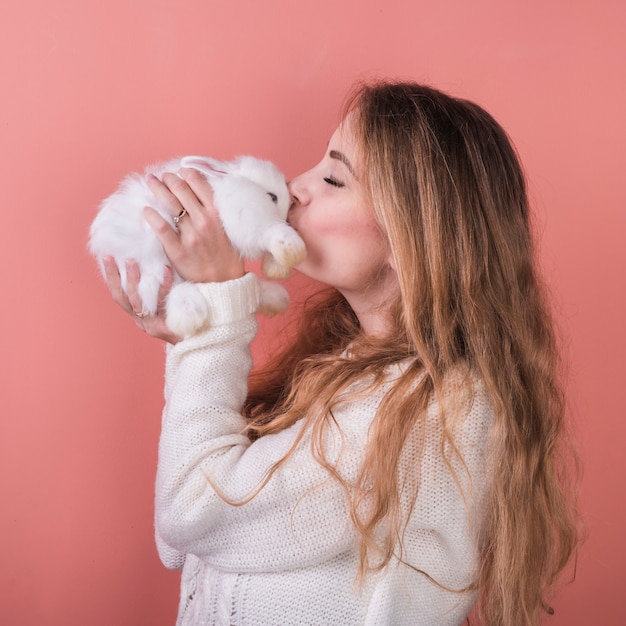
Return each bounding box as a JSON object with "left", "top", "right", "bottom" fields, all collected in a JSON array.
[{"left": 267, "top": 192, "right": 278, "bottom": 203}]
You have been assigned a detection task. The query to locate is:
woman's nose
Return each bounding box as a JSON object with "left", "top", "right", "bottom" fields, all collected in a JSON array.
[{"left": 288, "top": 173, "right": 309, "bottom": 208}]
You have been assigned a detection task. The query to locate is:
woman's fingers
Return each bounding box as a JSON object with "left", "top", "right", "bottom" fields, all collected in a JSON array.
[
  {"left": 146, "top": 171, "right": 209, "bottom": 227},
  {"left": 144, "top": 172, "right": 209, "bottom": 274},
  {"left": 103, "top": 256, "right": 133, "bottom": 315},
  {"left": 124, "top": 259, "right": 148, "bottom": 318},
  {"left": 143, "top": 168, "right": 244, "bottom": 284},
  {"left": 103, "top": 256, "right": 180, "bottom": 343},
  {"left": 146, "top": 173, "right": 193, "bottom": 220},
  {"left": 178, "top": 167, "right": 218, "bottom": 212},
  {"left": 158, "top": 265, "right": 175, "bottom": 306},
  {"left": 143, "top": 206, "right": 181, "bottom": 253},
  {"left": 134, "top": 263, "right": 180, "bottom": 343}
]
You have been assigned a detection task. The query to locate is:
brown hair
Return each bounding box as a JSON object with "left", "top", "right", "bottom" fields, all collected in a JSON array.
[{"left": 244, "top": 81, "right": 581, "bottom": 625}]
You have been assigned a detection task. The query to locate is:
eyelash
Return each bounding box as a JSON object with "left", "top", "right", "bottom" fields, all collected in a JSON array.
[{"left": 324, "top": 177, "right": 344, "bottom": 188}]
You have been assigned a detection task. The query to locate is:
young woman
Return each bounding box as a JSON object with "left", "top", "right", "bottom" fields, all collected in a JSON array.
[{"left": 104, "top": 81, "right": 580, "bottom": 625}]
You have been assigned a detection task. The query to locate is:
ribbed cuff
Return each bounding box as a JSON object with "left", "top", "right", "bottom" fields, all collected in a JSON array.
[{"left": 190, "top": 272, "right": 261, "bottom": 326}]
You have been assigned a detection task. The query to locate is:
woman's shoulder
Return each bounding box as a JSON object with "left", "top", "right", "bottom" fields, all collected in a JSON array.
[
  {"left": 388, "top": 359, "right": 495, "bottom": 441},
  {"left": 428, "top": 365, "right": 496, "bottom": 453}
]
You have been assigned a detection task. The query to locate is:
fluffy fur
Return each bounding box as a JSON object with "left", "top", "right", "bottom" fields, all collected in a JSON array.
[{"left": 89, "top": 155, "right": 306, "bottom": 337}]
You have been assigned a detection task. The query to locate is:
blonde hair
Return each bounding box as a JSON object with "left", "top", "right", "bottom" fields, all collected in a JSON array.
[{"left": 244, "top": 81, "right": 581, "bottom": 625}]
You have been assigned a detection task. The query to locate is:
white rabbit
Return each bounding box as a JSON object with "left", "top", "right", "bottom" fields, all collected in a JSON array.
[{"left": 89, "top": 155, "right": 306, "bottom": 337}]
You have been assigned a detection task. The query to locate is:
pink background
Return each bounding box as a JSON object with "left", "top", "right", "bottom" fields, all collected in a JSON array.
[{"left": 1, "top": 1, "right": 624, "bottom": 624}]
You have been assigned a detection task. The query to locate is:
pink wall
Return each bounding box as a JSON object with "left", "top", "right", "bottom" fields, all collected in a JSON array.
[{"left": 1, "top": 1, "right": 624, "bottom": 624}]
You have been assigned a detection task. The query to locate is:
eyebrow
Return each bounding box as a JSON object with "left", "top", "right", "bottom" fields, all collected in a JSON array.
[{"left": 329, "top": 149, "right": 355, "bottom": 176}]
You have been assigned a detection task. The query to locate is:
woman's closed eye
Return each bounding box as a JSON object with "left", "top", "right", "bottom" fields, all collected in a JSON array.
[{"left": 323, "top": 176, "right": 344, "bottom": 188}]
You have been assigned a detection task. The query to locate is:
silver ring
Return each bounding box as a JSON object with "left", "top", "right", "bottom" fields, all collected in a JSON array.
[{"left": 173, "top": 209, "right": 187, "bottom": 224}]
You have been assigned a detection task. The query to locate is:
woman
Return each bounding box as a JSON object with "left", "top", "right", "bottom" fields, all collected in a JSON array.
[{"left": 104, "top": 81, "right": 580, "bottom": 625}]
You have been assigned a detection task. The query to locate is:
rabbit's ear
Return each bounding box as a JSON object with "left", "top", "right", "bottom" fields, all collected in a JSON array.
[{"left": 179, "top": 156, "right": 230, "bottom": 178}]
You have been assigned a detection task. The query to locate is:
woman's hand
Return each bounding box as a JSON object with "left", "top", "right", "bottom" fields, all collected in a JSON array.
[
  {"left": 143, "top": 167, "right": 245, "bottom": 283},
  {"left": 103, "top": 256, "right": 181, "bottom": 344},
  {"left": 103, "top": 166, "right": 246, "bottom": 343}
]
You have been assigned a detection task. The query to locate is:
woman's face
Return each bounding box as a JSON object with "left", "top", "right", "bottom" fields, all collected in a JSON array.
[{"left": 288, "top": 120, "right": 396, "bottom": 309}]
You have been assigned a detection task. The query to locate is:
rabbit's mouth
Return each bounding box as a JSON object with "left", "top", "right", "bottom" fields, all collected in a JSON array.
[{"left": 287, "top": 210, "right": 298, "bottom": 229}]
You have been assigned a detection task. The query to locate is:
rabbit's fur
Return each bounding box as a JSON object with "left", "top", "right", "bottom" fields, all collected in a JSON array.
[{"left": 89, "top": 155, "right": 306, "bottom": 337}]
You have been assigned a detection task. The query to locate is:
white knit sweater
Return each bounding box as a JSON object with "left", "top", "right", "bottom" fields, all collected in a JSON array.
[{"left": 155, "top": 273, "right": 494, "bottom": 626}]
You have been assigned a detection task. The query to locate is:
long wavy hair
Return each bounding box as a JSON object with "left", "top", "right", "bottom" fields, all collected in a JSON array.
[{"left": 243, "top": 81, "right": 581, "bottom": 625}]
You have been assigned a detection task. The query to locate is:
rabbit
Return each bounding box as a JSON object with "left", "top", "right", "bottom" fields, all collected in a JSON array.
[{"left": 89, "top": 155, "right": 306, "bottom": 338}]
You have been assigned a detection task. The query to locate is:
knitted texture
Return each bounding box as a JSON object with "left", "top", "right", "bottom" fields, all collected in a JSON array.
[{"left": 155, "top": 273, "right": 494, "bottom": 625}]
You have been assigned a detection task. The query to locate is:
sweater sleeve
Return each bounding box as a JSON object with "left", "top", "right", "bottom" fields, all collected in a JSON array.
[
  {"left": 154, "top": 272, "right": 494, "bottom": 592},
  {"left": 154, "top": 273, "right": 358, "bottom": 573},
  {"left": 362, "top": 378, "right": 494, "bottom": 625}
]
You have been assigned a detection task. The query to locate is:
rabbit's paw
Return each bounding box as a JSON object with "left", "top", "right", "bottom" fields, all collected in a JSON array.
[
  {"left": 262, "top": 224, "right": 306, "bottom": 279},
  {"left": 261, "top": 253, "right": 290, "bottom": 280},
  {"left": 257, "top": 280, "right": 290, "bottom": 316},
  {"left": 166, "top": 282, "right": 211, "bottom": 337}
]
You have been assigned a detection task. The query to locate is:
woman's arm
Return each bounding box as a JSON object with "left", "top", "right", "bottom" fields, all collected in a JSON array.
[{"left": 155, "top": 273, "right": 358, "bottom": 573}]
